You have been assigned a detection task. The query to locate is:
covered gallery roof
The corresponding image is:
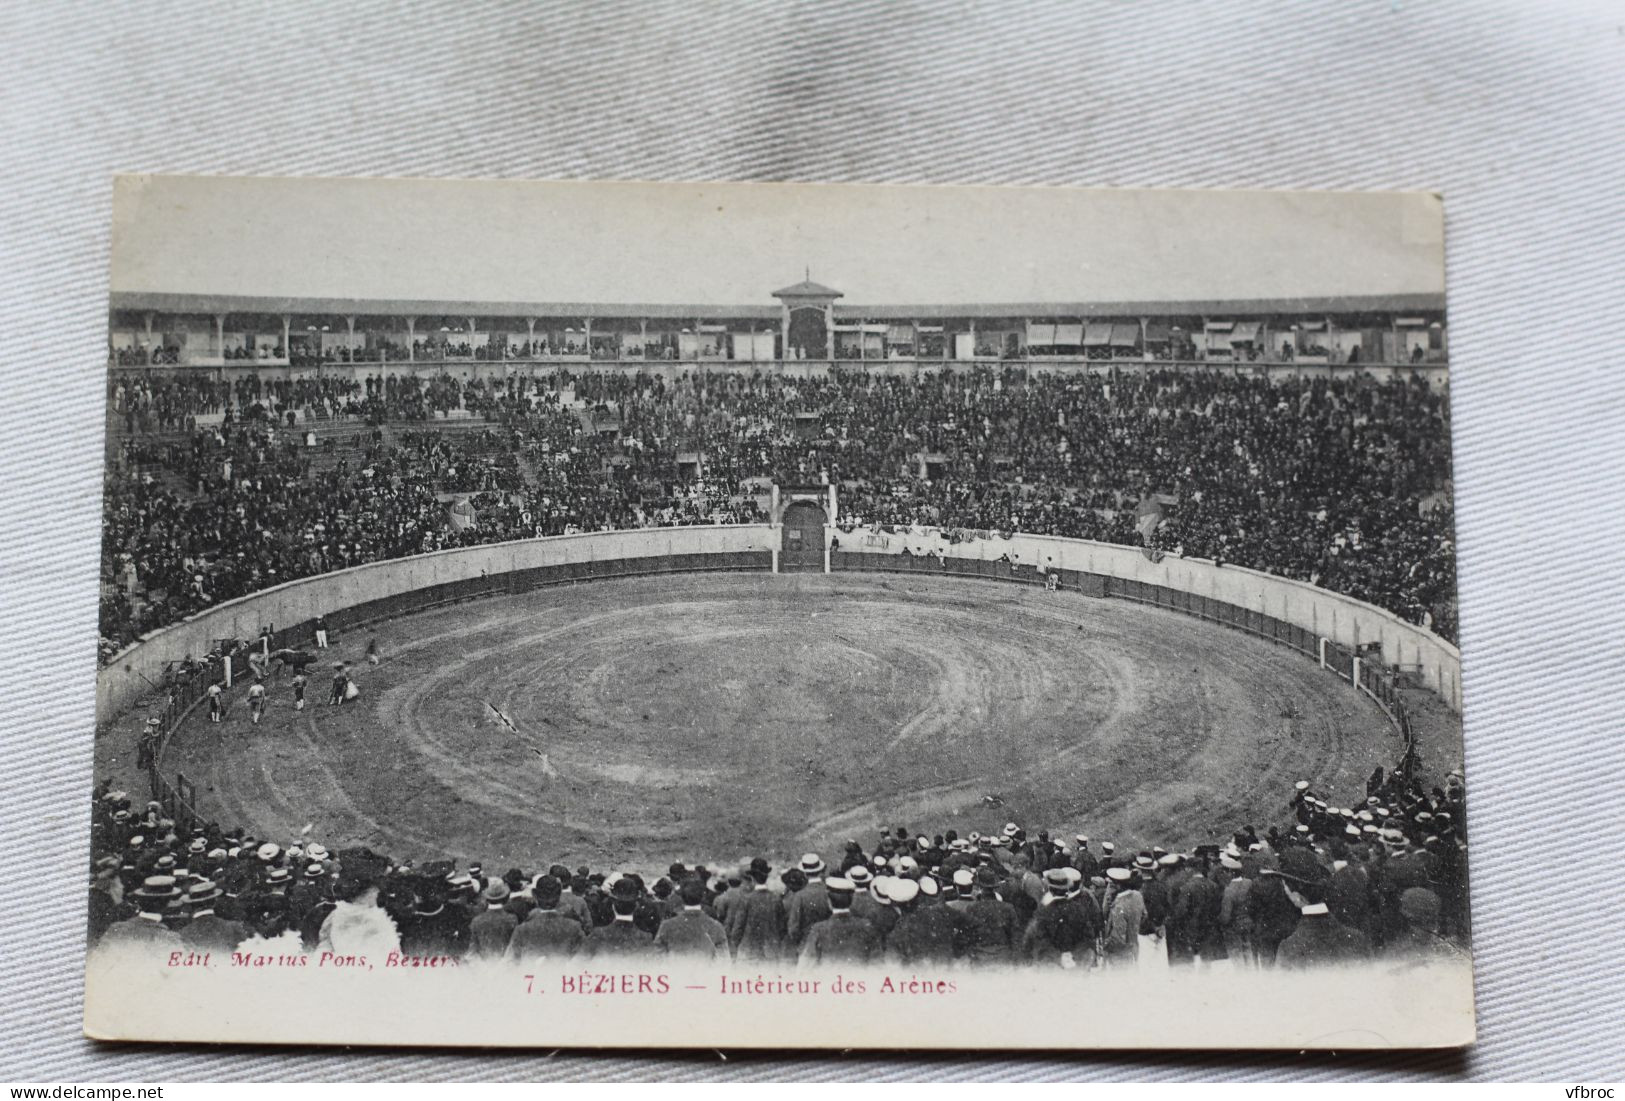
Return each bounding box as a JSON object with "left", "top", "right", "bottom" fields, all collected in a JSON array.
[{"left": 109, "top": 289, "right": 1445, "bottom": 322}]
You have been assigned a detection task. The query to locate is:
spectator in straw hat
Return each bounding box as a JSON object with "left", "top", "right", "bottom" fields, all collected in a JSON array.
[
  {"left": 99, "top": 876, "right": 184, "bottom": 951},
  {"left": 1217, "top": 848, "right": 1256, "bottom": 967},
  {"left": 1101, "top": 867, "right": 1144, "bottom": 967},
  {"left": 1071, "top": 835, "right": 1100, "bottom": 882},
  {"left": 885, "top": 875, "right": 958, "bottom": 966},
  {"left": 798, "top": 876, "right": 881, "bottom": 968},
  {"left": 783, "top": 852, "right": 831, "bottom": 950},
  {"left": 1023, "top": 867, "right": 1100, "bottom": 969},
  {"left": 467, "top": 879, "right": 518, "bottom": 959},
  {"left": 961, "top": 866, "right": 1021, "bottom": 965},
  {"left": 179, "top": 879, "right": 248, "bottom": 952}
]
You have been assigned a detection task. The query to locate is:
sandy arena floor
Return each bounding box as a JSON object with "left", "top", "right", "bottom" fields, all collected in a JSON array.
[{"left": 99, "top": 573, "right": 1462, "bottom": 872}]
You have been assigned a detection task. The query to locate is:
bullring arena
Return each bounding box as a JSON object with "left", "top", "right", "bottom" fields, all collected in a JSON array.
[{"left": 96, "top": 541, "right": 1463, "bottom": 873}]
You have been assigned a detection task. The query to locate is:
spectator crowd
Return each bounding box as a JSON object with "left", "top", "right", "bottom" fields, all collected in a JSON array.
[
  {"left": 101, "top": 365, "right": 1457, "bottom": 658},
  {"left": 90, "top": 764, "right": 1469, "bottom": 970}
]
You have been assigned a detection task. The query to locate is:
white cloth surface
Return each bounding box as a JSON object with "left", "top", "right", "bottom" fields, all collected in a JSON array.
[{"left": 2, "top": 0, "right": 1624, "bottom": 1082}]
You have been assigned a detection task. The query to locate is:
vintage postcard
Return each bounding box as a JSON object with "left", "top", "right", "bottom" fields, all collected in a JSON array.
[{"left": 86, "top": 176, "right": 1472, "bottom": 1049}]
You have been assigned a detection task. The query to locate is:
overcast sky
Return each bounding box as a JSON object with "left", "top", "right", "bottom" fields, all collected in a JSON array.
[{"left": 111, "top": 175, "right": 1444, "bottom": 306}]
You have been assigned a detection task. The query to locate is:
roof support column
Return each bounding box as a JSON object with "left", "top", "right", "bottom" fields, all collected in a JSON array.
[
  {"left": 405, "top": 317, "right": 415, "bottom": 362},
  {"left": 526, "top": 318, "right": 536, "bottom": 359},
  {"left": 780, "top": 304, "right": 790, "bottom": 366},
  {"left": 346, "top": 315, "right": 356, "bottom": 361},
  {"left": 1139, "top": 317, "right": 1149, "bottom": 365},
  {"left": 144, "top": 313, "right": 156, "bottom": 365},
  {"left": 639, "top": 319, "right": 647, "bottom": 364},
  {"left": 823, "top": 306, "right": 833, "bottom": 364},
  {"left": 213, "top": 314, "right": 226, "bottom": 359},
  {"left": 968, "top": 320, "right": 976, "bottom": 362},
  {"left": 280, "top": 315, "right": 290, "bottom": 364}
]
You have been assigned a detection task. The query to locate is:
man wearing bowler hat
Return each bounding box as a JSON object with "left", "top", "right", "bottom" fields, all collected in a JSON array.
[
  {"left": 1269, "top": 850, "right": 1372, "bottom": 968},
  {"left": 726, "top": 857, "right": 786, "bottom": 963},
  {"left": 653, "top": 878, "right": 729, "bottom": 962},
  {"left": 506, "top": 875, "right": 587, "bottom": 963},
  {"left": 586, "top": 877, "right": 656, "bottom": 958}
]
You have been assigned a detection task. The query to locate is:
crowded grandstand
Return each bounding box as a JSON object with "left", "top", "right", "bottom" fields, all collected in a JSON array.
[{"left": 101, "top": 362, "right": 1456, "bottom": 659}]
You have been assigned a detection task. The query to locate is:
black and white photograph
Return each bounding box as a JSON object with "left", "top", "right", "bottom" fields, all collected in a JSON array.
[{"left": 83, "top": 175, "right": 1472, "bottom": 1050}]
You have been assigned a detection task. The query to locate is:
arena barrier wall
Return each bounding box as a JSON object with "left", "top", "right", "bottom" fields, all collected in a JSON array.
[
  {"left": 832, "top": 535, "right": 1461, "bottom": 715},
  {"left": 104, "top": 525, "right": 1461, "bottom": 723},
  {"left": 98, "top": 525, "right": 777, "bottom": 722},
  {"left": 109, "top": 525, "right": 1460, "bottom": 829}
]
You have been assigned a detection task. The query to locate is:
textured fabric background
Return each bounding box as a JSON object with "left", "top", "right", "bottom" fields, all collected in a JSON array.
[{"left": 3, "top": 0, "right": 1623, "bottom": 1082}]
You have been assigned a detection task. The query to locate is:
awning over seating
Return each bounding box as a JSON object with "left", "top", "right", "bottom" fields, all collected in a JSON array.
[
  {"left": 1231, "top": 321, "right": 1262, "bottom": 343},
  {"left": 1204, "top": 320, "right": 1235, "bottom": 332},
  {"left": 1026, "top": 322, "right": 1056, "bottom": 346},
  {"left": 1297, "top": 320, "right": 1327, "bottom": 332},
  {"left": 1083, "top": 322, "right": 1113, "bottom": 346},
  {"left": 1143, "top": 321, "right": 1173, "bottom": 343},
  {"left": 1053, "top": 323, "right": 1084, "bottom": 345},
  {"left": 915, "top": 324, "right": 944, "bottom": 334},
  {"left": 1395, "top": 317, "right": 1427, "bottom": 327},
  {"left": 1110, "top": 323, "right": 1141, "bottom": 347},
  {"left": 886, "top": 325, "right": 915, "bottom": 343}
]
